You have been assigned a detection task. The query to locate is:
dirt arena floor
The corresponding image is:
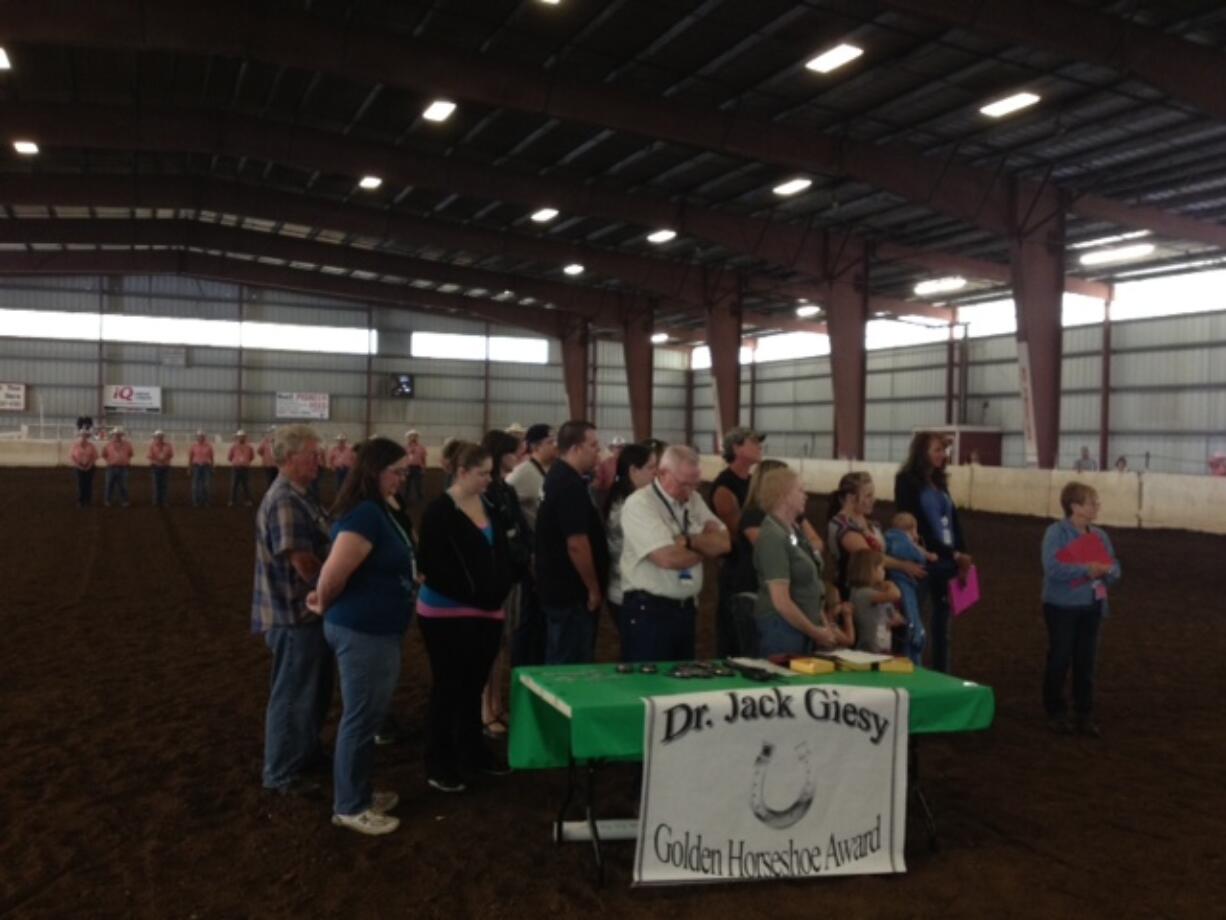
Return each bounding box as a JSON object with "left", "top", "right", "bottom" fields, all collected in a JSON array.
[{"left": 1, "top": 466, "right": 1223, "bottom": 919}]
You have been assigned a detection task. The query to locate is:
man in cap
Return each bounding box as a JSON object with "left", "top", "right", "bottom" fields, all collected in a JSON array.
[
  {"left": 188, "top": 430, "right": 215, "bottom": 507},
  {"left": 148, "top": 430, "right": 175, "bottom": 507},
  {"left": 507, "top": 423, "right": 556, "bottom": 532},
  {"left": 403, "top": 429, "right": 427, "bottom": 503},
  {"left": 711, "top": 426, "right": 765, "bottom": 657},
  {"left": 328, "top": 434, "right": 356, "bottom": 494},
  {"left": 102, "top": 428, "right": 133, "bottom": 507},
  {"left": 228, "top": 429, "right": 256, "bottom": 506},
  {"left": 68, "top": 429, "right": 99, "bottom": 508}
]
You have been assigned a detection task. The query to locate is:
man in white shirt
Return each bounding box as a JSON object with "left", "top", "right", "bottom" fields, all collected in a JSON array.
[
  {"left": 506, "top": 423, "right": 557, "bottom": 532},
  {"left": 505, "top": 422, "right": 557, "bottom": 667},
  {"left": 619, "top": 445, "right": 730, "bottom": 662}
]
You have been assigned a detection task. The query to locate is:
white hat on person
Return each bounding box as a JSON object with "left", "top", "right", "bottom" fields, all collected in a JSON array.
[
  {"left": 405, "top": 428, "right": 419, "bottom": 438},
  {"left": 235, "top": 429, "right": 247, "bottom": 437},
  {"left": 153, "top": 429, "right": 165, "bottom": 437}
]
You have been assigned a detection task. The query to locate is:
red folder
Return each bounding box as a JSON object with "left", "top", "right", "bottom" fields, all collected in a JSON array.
[{"left": 1055, "top": 532, "right": 1113, "bottom": 567}]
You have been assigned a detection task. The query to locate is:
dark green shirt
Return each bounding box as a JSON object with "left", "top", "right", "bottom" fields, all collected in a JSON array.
[{"left": 753, "top": 514, "right": 826, "bottom": 625}]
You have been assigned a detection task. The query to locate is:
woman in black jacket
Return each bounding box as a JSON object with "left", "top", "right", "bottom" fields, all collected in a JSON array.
[
  {"left": 416, "top": 442, "right": 515, "bottom": 792},
  {"left": 894, "top": 432, "right": 973, "bottom": 674}
]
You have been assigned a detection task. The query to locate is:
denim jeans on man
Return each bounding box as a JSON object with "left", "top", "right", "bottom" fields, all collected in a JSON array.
[
  {"left": 1043, "top": 603, "right": 1103, "bottom": 717},
  {"left": 262, "top": 622, "right": 334, "bottom": 790},
  {"left": 229, "top": 467, "right": 253, "bottom": 505},
  {"left": 151, "top": 466, "right": 170, "bottom": 506},
  {"left": 75, "top": 469, "right": 95, "bottom": 507},
  {"left": 543, "top": 603, "right": 597, "bottom": 665},
  {"left": 104, "top": 466, "right": 129, "bottom": 505},
  {"left": 191, "top": 464, "right": 213, "bottom": 506},
  {"left": 324, "top": 621, "right": 402, "bottom": 816},
  {"left": 618, "top": 591, "right": 696, "bottom": 663}
]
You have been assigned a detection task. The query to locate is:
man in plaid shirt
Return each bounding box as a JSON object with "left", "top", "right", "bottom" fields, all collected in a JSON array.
[{"left": 252, "top": 424, "right": 333, "bottom": 796}]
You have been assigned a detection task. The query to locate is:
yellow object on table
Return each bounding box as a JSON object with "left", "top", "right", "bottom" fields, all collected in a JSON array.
[{"left": 789, "top": 657, "right": 836, "bottom": 675}]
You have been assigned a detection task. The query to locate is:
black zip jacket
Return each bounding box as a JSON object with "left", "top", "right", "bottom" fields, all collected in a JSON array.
[
  {"left": 418, "top": 492, "right": 514, "bottom": 611},
  {"left": 893, "top": 470, "right": 967, "bottom": 562}
]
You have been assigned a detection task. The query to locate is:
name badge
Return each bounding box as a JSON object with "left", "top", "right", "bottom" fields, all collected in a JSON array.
[
  {"left": 1093, "top": 582, "right": 1108, "bottom": 601},
  {"left": 679, "top": 568, "right": 694, "bottom": 582},
  {"left": 789, "top": 532, "right": 799, "bottom": 547}
]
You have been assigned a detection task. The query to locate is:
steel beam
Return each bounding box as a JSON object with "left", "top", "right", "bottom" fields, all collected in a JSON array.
[
  {"left": 874, "top": 0, "right": 1226, "bottom": 127},
  {"left": 1009, "top": 181, "right": 1067, "bottom": 470},
  {"left": 622, "top": 304, "right": 655, "bottom": 442},
  {"left": 559, "top": 320, "right": 591, "bottom": 422},
  {"left": 826, "top": 280, "right": 869, "bottom": 461},
  {"left": 704, "top": 283, "right": 743, "bottom": 445}
]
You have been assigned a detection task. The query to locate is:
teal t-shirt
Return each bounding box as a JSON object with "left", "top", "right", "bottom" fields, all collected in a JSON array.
[{"left": 325, "top": 500, "right": 415, "bottom": 635}]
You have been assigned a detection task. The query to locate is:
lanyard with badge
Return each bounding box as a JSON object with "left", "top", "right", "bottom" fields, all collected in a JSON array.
[
  {"left": 652, "top": 482, "right": 694, "bottom": 582},
  {"left": 384, "top": 504, "right": 418, "bottom": 589}
]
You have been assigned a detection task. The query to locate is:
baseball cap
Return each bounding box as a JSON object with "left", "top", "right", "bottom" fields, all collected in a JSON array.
[
  {"left": 525, "top": 423, "right": 553, "bottom": 447},
  {"left": 153, "top": 429, "right": 165, "bottom": 437},
  {"left": 505, "top": 422, "right": 527, "bottom": 436},
  {"left": 335, "top": 433, "right": 347, "bottom": 441},
  {"left": 195, "top": 429, "right": 205, "bottom": 437},
  {"left": 235, "top": 429, "right": 247, "bottom": 437},
  {"left": 405, "top": 428, "right": 419, "bottom": 438},
  {"left": 609, "top": 436, "right": 627, "bottom": 448}
]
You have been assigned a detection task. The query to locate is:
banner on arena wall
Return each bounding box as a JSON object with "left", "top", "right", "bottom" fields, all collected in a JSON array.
[
  {"left": 275, "top": 391, "right": 330, "bottom": 420},
  {"left": 634, "top": 685, "right": 909, "bottom": 886},
  {"left": 1016, "top": 342, "right": 1040, "bottom": 468},
  {"left": 102, "top": 385, "right": 162, "bottom": 414},
  {"left": 0, "top": 382, "right": 26, "bottom": 411}
]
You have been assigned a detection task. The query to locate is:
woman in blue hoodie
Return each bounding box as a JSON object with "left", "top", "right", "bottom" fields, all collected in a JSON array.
[{"left": 1041, "top": 481, "right": 1122, "bottom": 738}]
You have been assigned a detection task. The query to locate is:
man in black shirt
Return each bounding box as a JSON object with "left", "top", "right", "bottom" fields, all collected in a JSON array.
[
  {"left": 536, "top": 420, "right": 608, "bottom": 664},
  {"left": 711, "top": 426, "right": 764, "bottom": 656}
]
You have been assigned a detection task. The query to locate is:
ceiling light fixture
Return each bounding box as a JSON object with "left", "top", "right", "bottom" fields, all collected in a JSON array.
[
  {"left": 914, "top": 276, "right": 967, "bottom": 296},
  {"left": 805, "top": 43, "right": 863, "bottom": 74},
  {"left": 358, "top": 175, "right": 383, "bottom": 190},
  {"left": 646, "top": 229, "right": 677, "bottom": 244},
  {"left": 796, "top": 304, "right": 821, "bottom": 318},
  {"left": 1069, "top": 229, "right": 1151, "bottom": 250},
  {"left": 12, "top": 140, "right": 38, "bottom": 155},
  {"left": 650, "top": 333, "right": 670, "bottom": 344},
  {"left": 1078, "top": 243, "right": 1155, "bottom": 266},
  {"left": 772, "top": 177, "right": 812, "bottom": 197},
  {"left": 563, "top": 263, "right": 585, "bottom": 276},
  {"left": 531, "top": 207, "right": 559, "bottom": 223},
  {"left": 979, "top": 91, "right": 1040, "bottom": 118},
  {"left": 0, "top": 48, "right": 11, "bottom": 70},
  {"left": 422, "top": 99, "right": 457, "bottom": 122}
]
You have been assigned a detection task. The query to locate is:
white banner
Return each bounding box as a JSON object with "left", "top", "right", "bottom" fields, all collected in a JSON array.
[
  {"left": 635, "top": 685, "right": 909, "bottom": 885},
  {"left": 103, "top": 384, "right": 162, "bottom": 414},
  {"left": 0, "top": 382, "right": 26, "bottom": 411},
  {"left": 275, "top": 391, "right": 330, "bottom": 420},
  {"left": 1016, "top": 342, "right": 1040, "bottom": 468}
]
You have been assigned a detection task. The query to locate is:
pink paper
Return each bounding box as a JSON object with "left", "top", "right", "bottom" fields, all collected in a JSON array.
[{"left": 949, "top": 565, "right": 980, "bottom": 618}]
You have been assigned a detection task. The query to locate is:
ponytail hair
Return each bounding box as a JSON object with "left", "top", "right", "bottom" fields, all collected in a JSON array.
[{"left": 826, "top": 471, "right": 873, "bottom": 525}]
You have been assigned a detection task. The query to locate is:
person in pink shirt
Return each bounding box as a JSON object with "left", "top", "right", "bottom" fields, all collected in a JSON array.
[
  {"left": 258, "top": 427, "right": 278, "bottom": 487},
  {"left": 69, "top": 429, "right": 99, "bottom": 508},
  {"left": 228, "top": 429, "right": 256, "bottom": 507},
  {"left": 148, "top": 430, "right": 175, "bottom": 507},
  {"left": 404, "top": 430, "right": 427, "bottom": 504},
  {"left": 328, "top": 434, "right": 357, "bottom": 494},
  {"left": 102, "top": 427, "right": 134, "bottom": 507},
  {"left": 189, "top": 430, "right": 216, "bottom": 507}
]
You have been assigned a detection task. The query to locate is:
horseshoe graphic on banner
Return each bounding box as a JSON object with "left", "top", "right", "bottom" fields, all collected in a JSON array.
[{"left": 750, "top": 741, "right": 817, "bottom": 829}]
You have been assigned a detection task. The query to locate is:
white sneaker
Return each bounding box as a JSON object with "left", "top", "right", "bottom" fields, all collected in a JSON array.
[
  {"left": 331, "top": 809, "right": 399, "bottom": 836},
  {"left": 371, "top": 791, "right": 399, "bottom": 814}
]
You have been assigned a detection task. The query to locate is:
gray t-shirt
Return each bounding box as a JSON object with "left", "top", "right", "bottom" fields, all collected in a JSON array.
[
  {"left": 753, "top": 515, "right": 826, "bottom": 625},
  {"left": 851, "top": 586, "right": 895, "bottom": 654}
]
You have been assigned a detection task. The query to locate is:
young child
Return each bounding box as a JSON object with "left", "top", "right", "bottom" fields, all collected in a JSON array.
[
  {"left": 846, "top": 550, "right": 905, "bottom": 654},
  {"left": 884, "top": 512, "right": 938, "bottom": 664},
  {"left": 1041, "top": 482, "right": 1122, "bottom": 738}
]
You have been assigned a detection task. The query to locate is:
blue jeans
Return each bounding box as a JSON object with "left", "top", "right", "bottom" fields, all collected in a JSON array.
[
  {"left": 262, "top": 622, "right": 334, "bottom": 790},
  {"left": 191, "top": 464, "right": 212, "bottom": 506},
  {"left": 229, "top": 467, "right": 253, "bottom": 505},
  {"left": 1043, "top": 603, "right": 1103, "bottom": 717},
  {"left": 543, "top": 602, "right": 597, "bottom": 665},
  {"left": 754, "top": 612, "right": 812, "bottom": 658},
  {"left": 619, "top": 591, "right": 697, "bottom": 663},
  {"left": 151, "top": 466, "right": 170, "bottom": 506},
  {"left": 104, "top": 466, "right": 129, "bottom": 505},
  {"left": 324, "top": 621, "right": 403, "bottom": 815},
  {"left": 74, "top": 468, "right": 95, "bottom": 507}
]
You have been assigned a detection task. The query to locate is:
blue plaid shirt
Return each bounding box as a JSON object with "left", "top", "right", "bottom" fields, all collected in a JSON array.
[{"left": 251, "top": 475, "right": 332, "bottom": 633}]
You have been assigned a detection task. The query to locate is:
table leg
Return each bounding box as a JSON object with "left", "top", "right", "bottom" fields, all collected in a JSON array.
[
  {"left": 585, "top": 761, "right": 605, "bottom": 886},
  {"left": 909, "top": 739, "right": 939, "bottom": 852}
]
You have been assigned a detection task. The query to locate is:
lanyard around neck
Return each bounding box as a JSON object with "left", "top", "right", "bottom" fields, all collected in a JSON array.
[{"left": 652, "top": 481, "right": 689, "bottom": 535}]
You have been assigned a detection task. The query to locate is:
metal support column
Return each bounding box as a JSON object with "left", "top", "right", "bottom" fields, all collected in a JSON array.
[
  {"left": 622, "top": 303, "right": 655, "bottom": 441},
  {"left": 704, "top": 284, "right": 742, "bottom": 446},
  {"left": 560, "top": 320, "right": 590, "bottom": 422},
  {"left": 826, "top": 280, "right": 868, "bottom": 460}
]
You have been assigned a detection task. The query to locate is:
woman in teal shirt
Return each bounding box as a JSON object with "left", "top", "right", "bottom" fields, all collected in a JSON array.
[{"left": 309, "top": 438, "right": 416, "bottom": 836}]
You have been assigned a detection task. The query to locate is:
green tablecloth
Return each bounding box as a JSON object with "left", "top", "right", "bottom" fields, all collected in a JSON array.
[{"left": 509, "top": 663, "right": 995, "bottom": 770}]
